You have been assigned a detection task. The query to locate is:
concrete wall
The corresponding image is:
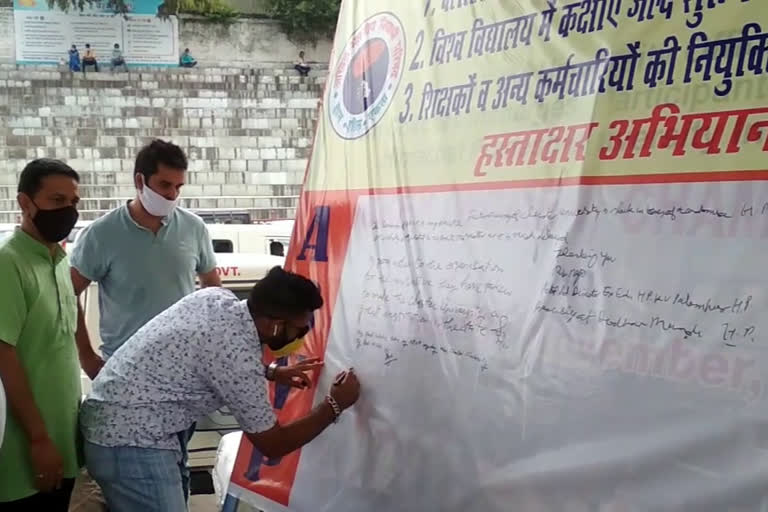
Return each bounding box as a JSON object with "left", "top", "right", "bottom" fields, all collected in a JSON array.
[
  {"left": 0, "top": 63, "right": 327, "bottom": 221},
  {"left": 181, "top": 16, "right": 332, "bottom": 66},
  {"left": 0, "top": 7, "right": 331, "bottom": 223}
]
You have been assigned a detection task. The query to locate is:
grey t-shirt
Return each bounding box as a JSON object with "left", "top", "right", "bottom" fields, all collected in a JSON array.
[
  {"left": 80, "top": 287, "right": 276, "bottom": 451},
  {"left": 70, "top": 205, "right": 216, "bottom": 358}
]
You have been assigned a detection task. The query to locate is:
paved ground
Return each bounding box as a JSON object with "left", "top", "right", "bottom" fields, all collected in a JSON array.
[{"left": 190, "top": 494, "right": 219, "bottom": 511}]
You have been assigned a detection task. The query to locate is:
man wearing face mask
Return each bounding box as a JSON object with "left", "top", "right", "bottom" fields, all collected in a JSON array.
[
  {"left": 70, "top": 139, "right": 220, "bottom": 372},
  {"left": 68, "top": 140, "right": 221, "bottom": 505},
  {"left": 80, "top": 266, "right": 360, "bottom": 511},
  {"left": 0, "top": 160, "right": 82, "bottom": 509}
]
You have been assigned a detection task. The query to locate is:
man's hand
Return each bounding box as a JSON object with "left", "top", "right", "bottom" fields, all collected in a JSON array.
[
  {"left": 245, "top": 367, "right": 361, "bottom": 459},
  {"left": 80, "top": 351, "right": 104, "bottom": 380},
  {"left": 273, "top": 357, "right": 324, "bottom": 389},
  {"left": 28, "top": 437, "right": 64, "bottom": 492},
  {"left": 198, "top": 268, "right": 222, "bottom": 288},
  {"left": 330, "top": 369, "right": 360, "bottom": 410}
]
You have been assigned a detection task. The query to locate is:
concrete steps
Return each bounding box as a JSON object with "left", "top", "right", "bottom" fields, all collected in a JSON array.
[{"left": 0, "top": 65, "right": 327, "bottom": 221}]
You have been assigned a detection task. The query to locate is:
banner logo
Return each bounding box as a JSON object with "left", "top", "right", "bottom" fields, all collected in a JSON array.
[{"left": 328, "top": 12, "right": 406, "bottom": 140}]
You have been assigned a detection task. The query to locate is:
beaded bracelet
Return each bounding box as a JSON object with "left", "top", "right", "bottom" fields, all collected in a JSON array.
[{"left": 325, "top": 395, "right": 342, "bottom": 422}]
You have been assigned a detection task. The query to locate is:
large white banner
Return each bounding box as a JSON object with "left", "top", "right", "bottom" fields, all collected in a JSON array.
[
  {"left": 292, "top": 181, "right": 768, "bottom": 511},
  {"left": 13, "top": 0, "right": 178, "bottom": 66},
  {"left": 226, "top": 1, "right": 768, "bottom": 511}
]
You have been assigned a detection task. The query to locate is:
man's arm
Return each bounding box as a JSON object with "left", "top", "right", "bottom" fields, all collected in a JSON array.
[
  {"left": 68, "top": 225, "right": 107, "bottom": 378},
  {"left": 246, "top": 400, "right": 337, "bottom": 459},
  {"left": 245, "top": 370, "right": 360, "bottom": 459},
  {"left": 71, "top": 267, "right": 103, "bottom": 379},
  {"left": 0, "top": 342, "right": 63, "bottom": 491},
  {"left": 198, "top": 268, "right": 222, "bottom": 288},
  {"left": 196, "top": 221, "right": 220, "bottom": 287}
]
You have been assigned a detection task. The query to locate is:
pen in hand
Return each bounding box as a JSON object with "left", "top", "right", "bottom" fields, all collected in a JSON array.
[{"left": 334, "top": 368, "right": 354, "bottom": 386}]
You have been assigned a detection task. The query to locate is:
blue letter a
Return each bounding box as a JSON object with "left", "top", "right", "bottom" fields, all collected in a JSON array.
[{"left": 297, "top": 206, "right": 330, "bottom": 262}]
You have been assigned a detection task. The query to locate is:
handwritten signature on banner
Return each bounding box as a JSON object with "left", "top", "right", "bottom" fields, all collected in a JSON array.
[
  {"left": 397, "top": 0, "right": 759, "bottom": 125},
  {"left": 349, "top": 197, "right": 762, "bottom": 403},
  {"left": 474, "top": 103, "right": 768, "bottom": 176}
]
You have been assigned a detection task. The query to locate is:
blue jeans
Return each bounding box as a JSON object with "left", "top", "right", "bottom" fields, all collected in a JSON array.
[{"left": 84, "top": 427, "right": 194, "bottom": 512}]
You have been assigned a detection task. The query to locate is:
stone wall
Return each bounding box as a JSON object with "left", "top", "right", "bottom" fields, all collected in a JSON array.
[
  {"left": 181, "top": 17, "right": 331, "bottom": 67},
  {"left": 0, "top": 63, "right": 327, "bottom": 222},
  {"left": 0, "top": 7, "right": 332, "bottom": 223}
]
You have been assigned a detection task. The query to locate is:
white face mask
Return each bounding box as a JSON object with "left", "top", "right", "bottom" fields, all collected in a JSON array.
[{"left": 138, "top": 178, "right": 178, "bottom": 217}]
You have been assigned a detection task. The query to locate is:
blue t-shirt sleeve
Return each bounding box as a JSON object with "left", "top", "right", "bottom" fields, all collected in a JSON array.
[
  {"left": 197, "top": 223, "right": 216, "bottom": 274},
  {"left": 69, "top": 226, "right": 107, "bottom": 282}
]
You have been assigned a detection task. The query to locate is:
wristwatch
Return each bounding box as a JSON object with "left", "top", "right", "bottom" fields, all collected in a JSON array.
[{"left": 265, "top": 361, "right": 279, "bottom": 381}]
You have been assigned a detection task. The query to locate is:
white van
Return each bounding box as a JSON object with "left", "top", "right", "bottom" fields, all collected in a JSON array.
[
  {"left": 72, "top": 219, "right": 294, "bottom": 256},
  {"left": 206, "top": 220, "right": 294, "bottom": 256},
  {"left": 80, "top": 252, "right": 285, "bottom": 470}
]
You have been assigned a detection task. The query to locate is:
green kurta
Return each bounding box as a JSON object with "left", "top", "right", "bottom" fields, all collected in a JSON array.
[{"left": 0, "top": 228, "right": 81, "bottom": 502}]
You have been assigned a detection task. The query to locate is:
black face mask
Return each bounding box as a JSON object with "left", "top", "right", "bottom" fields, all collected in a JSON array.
[{"left": 31, "top": 202, "right": 79, "bottom": 243}]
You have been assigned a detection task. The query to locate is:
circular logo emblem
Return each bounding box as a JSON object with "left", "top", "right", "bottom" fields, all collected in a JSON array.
[{"left": 328, "top": 12, "right": 406, "bottom": 140}]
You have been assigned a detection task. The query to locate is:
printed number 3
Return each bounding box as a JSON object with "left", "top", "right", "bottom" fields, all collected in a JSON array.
[{"left": 399, "top": 83, "right": 414, "bottom": 124}]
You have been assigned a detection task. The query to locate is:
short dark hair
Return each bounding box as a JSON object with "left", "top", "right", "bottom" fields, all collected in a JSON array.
[
  {"left": 114, "top": 43, "right": 120, "bottom": 48},
  {"left": 18, "top": 159, "right": 79, "bottom": 197},
  {"left": 85, "top": 43, "right": 90, "bottom": 48},
  {"left": 248, "top": 266, "right": 323, "bottom": 319},
  {"left": 134, "top": 139, "right": 188, "bottom": 181}
]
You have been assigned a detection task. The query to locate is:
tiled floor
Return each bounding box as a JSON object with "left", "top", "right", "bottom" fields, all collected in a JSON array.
[{"left": 189, "top": 494, "right": 219, "bottom": 511}]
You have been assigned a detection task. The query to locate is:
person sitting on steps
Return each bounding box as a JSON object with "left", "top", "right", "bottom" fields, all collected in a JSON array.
[
  {"left": 111, "top": 44, "right": 127, "bottom": 72},
  {"left": 294, "top": 50, "right": 311, "bottom": 77},
  {"left": 179, "top": 48, "right": 197, "bottom": 68},
  {"left": 82, "top": 44, "right": 99, "bottom": 73},
  {"left": 68, "top": 45, "right": 81, "bottom": 72}
]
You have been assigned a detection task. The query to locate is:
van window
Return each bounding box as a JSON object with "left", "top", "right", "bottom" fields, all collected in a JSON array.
[
  {"left": 212, "top": 239, "right": 234, "bottom": 253},
  {"left": 269, "top": 240, "right": 284, "bottom": 257},
  {"left": 198, "top": 212, "right": 251, "bottom": 224}
]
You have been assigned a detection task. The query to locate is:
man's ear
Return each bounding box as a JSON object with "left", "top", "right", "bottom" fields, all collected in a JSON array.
[
  {"left": 17, "top": 192, "right": 32, "bottom": 215},
  {"left": 134, "top": 173, "right": 143, "bottom": 190}
]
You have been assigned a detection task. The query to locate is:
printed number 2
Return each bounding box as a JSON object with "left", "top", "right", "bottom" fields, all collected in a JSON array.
[{"left": 409, "top": 30, "right": 425, "bottom": 71}]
